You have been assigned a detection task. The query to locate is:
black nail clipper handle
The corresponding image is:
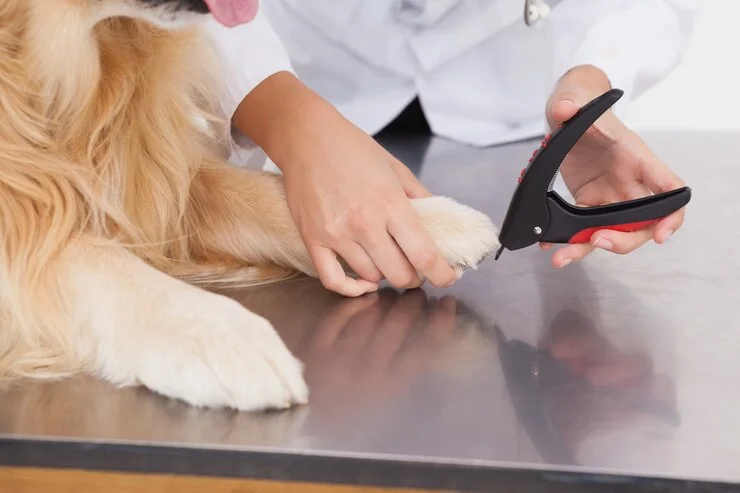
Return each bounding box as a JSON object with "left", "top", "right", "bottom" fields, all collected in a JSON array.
[
  {"left": 497, "top": 89, "right": 627, "bottom": 253},
  {"left": 542, "top": 186, "right": 692, "bottom": 244}
]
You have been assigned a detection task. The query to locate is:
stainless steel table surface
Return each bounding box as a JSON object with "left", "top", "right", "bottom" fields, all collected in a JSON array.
[{"left": 1, "top": 132, "right": 738, "bottom": 492}]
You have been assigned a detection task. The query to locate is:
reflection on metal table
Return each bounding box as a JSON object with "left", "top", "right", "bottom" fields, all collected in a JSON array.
[{"left": 1, "top": 132, "right": 738, "bottom": 492}]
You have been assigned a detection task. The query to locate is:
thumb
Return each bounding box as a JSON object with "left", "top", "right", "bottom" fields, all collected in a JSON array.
[
  {"left": 550, "top": 99, "right": 580, "bottom": 126},
  {"left": 547, "top": 65, "right": 625, "bottom": 143},
  {"left": 547, "top": 65, "right": 611, "bottom": 126}
]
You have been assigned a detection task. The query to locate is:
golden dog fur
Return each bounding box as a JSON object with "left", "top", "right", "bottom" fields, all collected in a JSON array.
[{"left": 0, "top": 0, "right": 499, "bottom": 410}]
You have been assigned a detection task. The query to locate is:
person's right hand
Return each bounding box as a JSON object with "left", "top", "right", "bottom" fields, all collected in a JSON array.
[{"left": 237, "top": 72, "right": 457, "bottom": 297}]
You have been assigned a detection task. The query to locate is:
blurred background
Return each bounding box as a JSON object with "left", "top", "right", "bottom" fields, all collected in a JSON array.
[{"left": 625, "top": 0, "right": 740, "bottom": 132}]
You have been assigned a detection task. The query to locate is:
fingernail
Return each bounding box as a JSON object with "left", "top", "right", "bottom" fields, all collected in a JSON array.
[
  {"left": 559, "top": 258, "right": 572, "bottom": 268},
  {"left": 662, "top": 230, "right": 674, "bottom": 243},
  {"left": 593, "top": 237, "right": 613, "bottom": 251}
]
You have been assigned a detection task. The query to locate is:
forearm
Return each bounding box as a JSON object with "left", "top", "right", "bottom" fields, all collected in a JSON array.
[
  {"left": 199, "top": 8, "right": 304, "bottom": 144},
  {"left": 231, "top": 71, "right": 337, "bottom": 173}
]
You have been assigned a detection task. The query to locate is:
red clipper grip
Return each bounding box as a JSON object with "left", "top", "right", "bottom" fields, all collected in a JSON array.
[{"left": 568, "top": 219, "right": 660, "bottom": 244}]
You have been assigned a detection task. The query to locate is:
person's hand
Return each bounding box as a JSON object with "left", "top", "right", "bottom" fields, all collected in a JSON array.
[
  {"left": 281, "top": 111, "right": 459, "bottom": 296},
  {"left": 542, "top": 65, "right": 687, "bottom": 268},
  {"left": 235, "top": 72, "right": 457, "bottom": 296}
]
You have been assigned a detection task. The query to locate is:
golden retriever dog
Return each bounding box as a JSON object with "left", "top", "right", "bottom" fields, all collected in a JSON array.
[{"left": 0, "top": 0, "right": 499, "bottom": 411}]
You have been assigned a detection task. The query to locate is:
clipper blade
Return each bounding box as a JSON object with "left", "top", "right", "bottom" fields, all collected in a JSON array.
[{"left": 494, "top": 245, "right": 504, "bottom": 260}]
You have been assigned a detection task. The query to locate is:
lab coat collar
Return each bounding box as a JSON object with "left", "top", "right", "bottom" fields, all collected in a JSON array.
[{"left": 395, "top": 0, "right": 462, "bottom": 27}]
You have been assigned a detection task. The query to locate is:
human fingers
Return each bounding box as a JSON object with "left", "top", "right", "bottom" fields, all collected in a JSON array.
[
  {"left": 390, "top": 159, "right": 433, "bottom": 199},
  {"left": 631, "top": 133, "right": 685, "bottom": 194},
  {"left": 309, "top": 244, "right": 379, "bottom": 297},
  {"left": 386, "top": 205, "right": 457, "bottom": 288},
  {"left": 589, "top": 227, "right": 655, "bottom": 255},
  {"left": 549, "top": 99, "right": 580, "bottom": 127},
  {"left": 633, "top": 145, "right": 687, "bottom": 244},
  {"left": 361, "top": 226, "right": 425, "bottom": 290},
  {"left": 551, "top": 223, "right": 657, "bottom": 267},
  {"left": 652, "top": 209, "right": 684, "bottom": 245},
  {"left": 550, "top": 241, "right": 595, "bottom": 268},
  {"left": 334, "top": 239, "right": 383, "bottom": 283}
]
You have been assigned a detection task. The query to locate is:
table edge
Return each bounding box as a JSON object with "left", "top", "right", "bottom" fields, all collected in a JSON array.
[{"left": 1, "top": 438, "right": 738, "bottom": 492}]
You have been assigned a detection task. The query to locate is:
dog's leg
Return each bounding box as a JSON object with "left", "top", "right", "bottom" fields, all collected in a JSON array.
[
  {"left": 188, "top": 164, "right": 500, "bottom": 286},
  {"left": 186, "top": 165, "right": 317, "bottom": 279},
  {"left": 44, "top": 239, "right": 308, "bottom": 411}
]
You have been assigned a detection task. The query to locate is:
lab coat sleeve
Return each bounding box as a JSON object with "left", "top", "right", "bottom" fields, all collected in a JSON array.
[
  {"left": 200, "top": 9, "right": 296, "bottom": 122},
  {"left": 548, "top": 0, "right": 698, "bottom": 118}
]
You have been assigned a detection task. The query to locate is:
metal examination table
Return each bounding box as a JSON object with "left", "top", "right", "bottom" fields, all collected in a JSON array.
[{"left": 1, "top": 132, "right": 738, "bottom": 492}]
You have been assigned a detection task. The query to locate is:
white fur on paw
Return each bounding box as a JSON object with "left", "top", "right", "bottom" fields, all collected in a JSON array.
[
  {"left": 412, "top": 196, "right": 501, "bottom": 278},
  {"left": 105, "top": 290, "right": 308, "bottom": 412}
]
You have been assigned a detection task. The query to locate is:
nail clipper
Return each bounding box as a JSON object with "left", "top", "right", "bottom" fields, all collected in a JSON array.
[{"left": 494, "top": 89, "right": 692, "bottom": 260}]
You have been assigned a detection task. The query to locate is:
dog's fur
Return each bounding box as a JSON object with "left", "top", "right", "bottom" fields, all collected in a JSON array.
[{"left": 0, "top": 0, "right": 499, "bottom": 411}]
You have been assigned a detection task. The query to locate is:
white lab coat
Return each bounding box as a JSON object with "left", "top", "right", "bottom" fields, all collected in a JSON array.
[
  {"left": 201, "top": 0, "right": 697, "bottom": 168},
  {"left": 199, "top": 12, "right": 296, "bottom": 169}
]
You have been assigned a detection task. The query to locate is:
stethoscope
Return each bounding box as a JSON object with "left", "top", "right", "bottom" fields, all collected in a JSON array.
[
  {"left": 398, "top": 0, "right": 560, "bottom": 27},
  {"left": 524, "top": 0, "right": 559, "bottom": 26}
]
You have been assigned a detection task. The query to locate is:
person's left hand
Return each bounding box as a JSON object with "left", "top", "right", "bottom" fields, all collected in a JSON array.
[{"left": 541, "top": 65, "right": 687, "bottom": 268}]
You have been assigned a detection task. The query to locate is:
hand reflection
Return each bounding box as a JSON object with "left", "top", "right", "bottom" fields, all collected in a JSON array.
[
  {"left": 538, "top": 311, "right": 678, "bottom": 453},
  {"left": 296, "top": 288, "right": 459, "bottom": 423},
  {"left": 543, "top": 311, "right": 654, "bottom": 388}
]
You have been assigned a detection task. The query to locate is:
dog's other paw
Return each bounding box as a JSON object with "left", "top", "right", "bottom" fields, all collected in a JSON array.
[
  {"left": 103, "top": 289, "right": 308, "bottom": 412},
  {"left": 412, "top": 196, "right": 500, "bottom": 278}
]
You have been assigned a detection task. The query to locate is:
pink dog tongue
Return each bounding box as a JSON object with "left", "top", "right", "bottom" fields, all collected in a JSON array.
[{"left": 203, "top": 0, "right": 259, "bottom": 27}]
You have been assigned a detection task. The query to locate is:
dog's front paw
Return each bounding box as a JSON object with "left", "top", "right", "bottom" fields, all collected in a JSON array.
[
  {"left": 412, "top": 196, "right": 500, "bottom": 278},
  {"left": 109, "top": 290, "right": 308, "bottom": 412}
]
